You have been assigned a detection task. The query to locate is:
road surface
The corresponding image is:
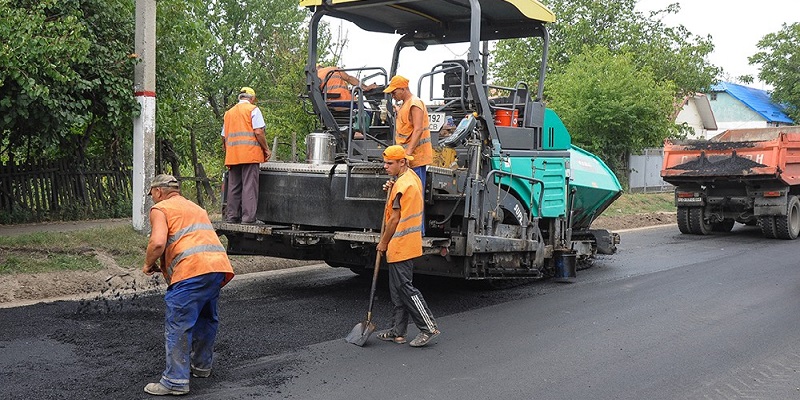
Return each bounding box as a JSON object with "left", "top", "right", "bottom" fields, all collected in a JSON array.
[{"left": 1, "top": 224, "right": 799, "bottom": 399}]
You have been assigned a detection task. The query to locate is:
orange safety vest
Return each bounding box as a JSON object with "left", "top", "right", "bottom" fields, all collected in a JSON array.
[
  {"left": 152, "top": 196, "right": 235, "bottom": 287},
  {"left": 384, "top": 170, "right": 424, "bottom": 263},
  {"left": 223, "top": 102, "right": 265, "bottom": 166},
  {"left": 317, "top": 66, "right": 352, "bottom": 102},
  {"left": 395, "top": 96, "right": 433, "bottom": 167}
]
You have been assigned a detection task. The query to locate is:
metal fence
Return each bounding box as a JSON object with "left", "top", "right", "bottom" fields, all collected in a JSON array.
[{"left": 628, "top": 148, "right": 673, "bottom": 193}]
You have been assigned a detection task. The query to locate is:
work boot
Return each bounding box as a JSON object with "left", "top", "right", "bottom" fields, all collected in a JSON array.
[
  {"left": 191, "top": 365, "right": 211, "bottom": 378},
  {"left": 409, "top": 329, "right": 440, "bottom": 347},
  {"left": 144, "top": 382, "right": 189, "bottom": 396}
]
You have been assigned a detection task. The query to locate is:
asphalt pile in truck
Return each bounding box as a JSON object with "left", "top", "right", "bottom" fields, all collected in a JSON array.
[{"left": 667, "top": 152, "right": 766, "bottom": 175}]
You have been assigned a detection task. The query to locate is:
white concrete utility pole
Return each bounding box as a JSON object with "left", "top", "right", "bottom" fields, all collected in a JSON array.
[{"left": 132, "top": 0, "right": 156, "bottom": 232}]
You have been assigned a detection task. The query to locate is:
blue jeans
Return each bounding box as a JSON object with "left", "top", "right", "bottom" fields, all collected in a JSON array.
[
  {"left": 412, "top": 166, "right": 427, "bottom": 236},
  {"left": 160, "top": 273, "right": 225, "bottom": 391}
]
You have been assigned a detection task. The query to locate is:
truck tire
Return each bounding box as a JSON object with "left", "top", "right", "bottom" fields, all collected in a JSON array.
[
  {"left": 688, "top": 208, "right": 711, "bottom": 235},
  {"left": 711, "top": 219, "right": 735, "bottom": 232},
  {"left": 677, "top": 207, "right": 691, "bottom": 234},
  {"left": 775, "top": 195, "right": 800, "bottom": 240},
  {"left": 760, "top": 216, "right": 778, "bottom": 238}
]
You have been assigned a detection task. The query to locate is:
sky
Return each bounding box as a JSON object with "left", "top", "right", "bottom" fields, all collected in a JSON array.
[{"left": 330, "top": 0, "right": 795, "bottom": 91}]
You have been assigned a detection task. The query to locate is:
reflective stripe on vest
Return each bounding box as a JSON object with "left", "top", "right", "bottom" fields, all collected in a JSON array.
[
  {"left": 384, "top": 171, "right": 424, "bottom": 263},
  {"left": 395, "top": 96, "right": 433, "bottom": 167},
  {"left": 152, "top": 196, "right": 235, "bottom": 287},
  {"left": 223, "top": 102, "right": 265, "bottom": 166}
]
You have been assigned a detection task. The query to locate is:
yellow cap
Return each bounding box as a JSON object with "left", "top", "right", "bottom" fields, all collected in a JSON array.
[
  {"left": 383, "top": 145, "right": 413, "bottom": 161},
  {"left": 240, "top": 86, "right": 256, "bottom": 96},
  {"left": 383, "top": 75, "right": 409, "bottom": 93}
]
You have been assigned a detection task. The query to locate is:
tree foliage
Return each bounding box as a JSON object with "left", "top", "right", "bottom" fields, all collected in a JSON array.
[
  {"left": 1, "top": 0, "right": 330, "bottom": 177},
  {"left": 0, "top": 0, "right": 138, "bottom": 163},
  {"left": 547, "top": 46, "right": 676, "bottom": 176},
  {"left": 749, "top": 22, "right": 800, "bottom": 123},
  {"left": 490, "top": 0, "right": 718, "bottom": 180},
  {"left": 493, "top": 0, "right": 717, "bottom": 96},
  {"left": 153, "top": 0, "right": 322, "bottom": 180}
]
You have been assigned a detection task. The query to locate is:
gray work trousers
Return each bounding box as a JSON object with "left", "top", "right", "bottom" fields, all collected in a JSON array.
[
  {"left": 225, "top": 163, "right": 260, "bottom": 223},
  {"left": 388, "top": 259, "right": 437, "bottom": 337}
]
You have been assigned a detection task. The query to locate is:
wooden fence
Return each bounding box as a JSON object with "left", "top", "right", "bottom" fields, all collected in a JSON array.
[{"left": 0, "top": 160, "right": 132, "bottom": 223}]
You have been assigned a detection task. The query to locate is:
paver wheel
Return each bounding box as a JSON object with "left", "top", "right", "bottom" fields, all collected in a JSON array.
[
  {"left": 775, "top": 196, "right": 800, "bottom": 240},
  {"left": 677, "top": 207, "right": 691, "bottom": 234},
  {"left": 711, "top": 219, "right": 735, "bottom": 232},
  {"left": 688, "top": 208, "right": 712, "bottom": 235}
]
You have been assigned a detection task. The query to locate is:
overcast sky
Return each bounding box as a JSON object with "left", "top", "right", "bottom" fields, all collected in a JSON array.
[
  {"left": 636, "top": 0, "right": 794, "bottom": 88},
  {"left": 333, "top": 0, "right": 794, "bottom": 91}
]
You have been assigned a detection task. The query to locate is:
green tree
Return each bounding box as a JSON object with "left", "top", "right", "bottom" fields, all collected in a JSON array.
[
  {"left": 547, "top": 46, "right": 676, "bottom": 177},
  {"left": 151, "top": 0, "right": 324, "bottom": 182},
  {"left": 749, "top": 22, "right": 800, "bottom": 123},
  {"left": 492, "top": 0, "right": 717, "bottom": 97},
  {"left": 0, "top": 0, "right": 137, "bottom": 163}
]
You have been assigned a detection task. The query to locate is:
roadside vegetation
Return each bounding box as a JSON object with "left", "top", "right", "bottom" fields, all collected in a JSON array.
[
  {"left": 0, "top": 225, "right": 144, "bottom": 275},
  {"left": 0, "top": 192, "right": 676, "bottom": 275},
  {"left": 601, "top": 192, "right": 674, "bottom": 216}
]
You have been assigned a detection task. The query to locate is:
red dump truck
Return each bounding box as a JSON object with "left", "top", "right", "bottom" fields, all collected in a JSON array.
[{"left": 660, "top": 126, "right": 800, "bottom": 239}]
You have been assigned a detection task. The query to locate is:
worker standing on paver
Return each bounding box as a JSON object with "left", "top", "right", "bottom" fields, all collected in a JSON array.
[
  {"left": 384, "top": 75, "right": 432, "bottom": 234},
  {"left": 222, "top": 86, "right": 271, "bottom": 225},
  {"left": 142, "top": 174, "right": 235, "bottom": 396},
  {"left": 376, "top": 145, "right": 441, "bottom": 347}
]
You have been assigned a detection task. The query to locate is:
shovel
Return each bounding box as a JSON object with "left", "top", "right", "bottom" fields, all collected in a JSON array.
[
  {"left": 346, "top": 185, "right": 391, "bottom": 346},
  {"left": 344, "top": 249, "right": 383, "bottom": 346}
]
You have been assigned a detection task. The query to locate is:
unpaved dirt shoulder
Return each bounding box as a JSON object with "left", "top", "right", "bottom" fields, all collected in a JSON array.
[
  {"left": 591, "top": 212, "right": 676, "bottom": 231},
  {"left": 0, "top": 255, "right": 316, "bottom": 305},
  {"left": 0, "top": 213, "right": 676, "bottom": 306}
]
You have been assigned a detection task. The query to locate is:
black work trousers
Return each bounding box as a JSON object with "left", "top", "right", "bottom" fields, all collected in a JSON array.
[{"left": 388, "top": 259, "right": 437, "bottom": 337}]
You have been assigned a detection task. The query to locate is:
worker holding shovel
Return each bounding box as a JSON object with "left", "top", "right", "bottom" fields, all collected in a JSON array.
[{"left": 376, "top": 145, "right": 441, "bottom": 347}]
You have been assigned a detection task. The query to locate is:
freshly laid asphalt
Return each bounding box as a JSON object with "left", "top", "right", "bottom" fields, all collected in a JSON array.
[{"left": 2, "top": 224, "right": 800, "bottom": 399}]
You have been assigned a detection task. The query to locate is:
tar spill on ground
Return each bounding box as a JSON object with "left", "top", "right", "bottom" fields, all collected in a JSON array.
[{"left": 75, "top": 274, "right": 163, "bottom": 315}]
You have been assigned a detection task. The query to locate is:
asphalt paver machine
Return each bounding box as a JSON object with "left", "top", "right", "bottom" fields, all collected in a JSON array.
[{"left": 216, "top": 0, "right": 622, "bottom": 281}]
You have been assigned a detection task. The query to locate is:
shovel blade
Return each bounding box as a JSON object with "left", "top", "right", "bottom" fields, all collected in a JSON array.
[{"left": 345, "top": 321, "right": 376, "bottom": 346}]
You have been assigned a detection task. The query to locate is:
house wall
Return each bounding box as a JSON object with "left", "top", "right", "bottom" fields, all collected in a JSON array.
[
  {"left": 709, "top": 92, "right": 763, "bottom": 122},
  {"left": 675, "top": 99, "right": 708, "bottom": 139},
  {"left": 705, "top": 92, "right": 769, "bottom": 137}
]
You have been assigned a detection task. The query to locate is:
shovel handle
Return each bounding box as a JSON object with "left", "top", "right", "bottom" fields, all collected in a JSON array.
[{"left": 365, "top": 183, "right": 392, "bottom": 322}]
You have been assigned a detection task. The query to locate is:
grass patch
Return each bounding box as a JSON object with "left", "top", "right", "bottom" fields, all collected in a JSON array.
[
  {"left": 602, "top": 192, "right": 675, "bottom": 216},
  {"left": 0, "top": 252, "right": 100, "bottom": 274},
  {"left": 0, "top": 225, "right": 146, "bottom": 275}
]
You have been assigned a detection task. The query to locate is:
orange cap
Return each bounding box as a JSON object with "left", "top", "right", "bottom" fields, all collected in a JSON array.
[
  {"left": 383, "top": 145, "right": 413, "bottom": 161},
  {"left": 383, "top": 75, "right": 409, "bottom": 93}
]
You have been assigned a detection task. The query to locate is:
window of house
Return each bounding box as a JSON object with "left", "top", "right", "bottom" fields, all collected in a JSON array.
[{"left": 710, "top": 93, "right": 717, "bottom": 101}]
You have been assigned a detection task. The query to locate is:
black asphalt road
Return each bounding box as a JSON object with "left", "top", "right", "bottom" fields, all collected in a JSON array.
[{"left": 2, "top": 224, "right": 799, "bottom": 399}]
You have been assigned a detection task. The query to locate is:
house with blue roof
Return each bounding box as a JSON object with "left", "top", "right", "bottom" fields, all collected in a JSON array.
[{"left": 704, "top": 81, "right": 794, "bottom": 137}]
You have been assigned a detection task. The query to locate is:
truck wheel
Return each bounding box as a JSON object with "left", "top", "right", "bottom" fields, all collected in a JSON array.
[
  {"left": 711, "top": 219, "right": 735, "bottom": 232},
  {"left": 677, "top": 207, "right": 691, "bottom": 234},
  {"left": 760, "top": 216, "right": 778, "bottom": 238},
  {"left": 775, "top": 196, "right": 800, "bottom": 240},
  {"left": 688, "top": 208, "right": 712, "bottom": 235}
]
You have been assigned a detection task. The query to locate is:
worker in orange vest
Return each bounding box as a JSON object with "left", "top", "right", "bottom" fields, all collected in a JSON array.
[
  {"left": 222, "top": 87, "right": 271, "bottom": 224},
  {"left": 316, "top": 64, "right": 378, "bottom": 110},
  {"left": 384, "top": 75, "right": 433, "bottom": 234},
  {"left": 376, "top": 145, "right": 440, "bottom": 348},
  {"left": 142, "top": 174, "right": 235, "bottom": 396}
]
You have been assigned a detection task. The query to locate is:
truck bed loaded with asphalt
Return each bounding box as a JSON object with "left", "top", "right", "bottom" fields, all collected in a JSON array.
[
  {"left": 661, "top": 126, "right": 800, "bottom": 239},
  {"left": 215, "top": 0, "right": 623, "bottom": 282}
]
